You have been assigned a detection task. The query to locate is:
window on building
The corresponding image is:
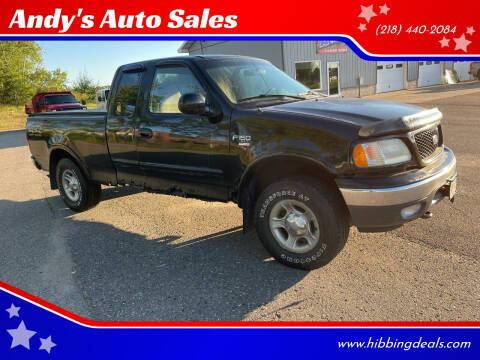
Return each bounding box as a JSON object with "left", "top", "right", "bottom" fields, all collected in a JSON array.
[
  {"left": 396, "top": 64, "right": 403, "bottom": 68},
  {"left": 377, "top": 65, "right": 383, "bottom": 70},
  {"left": 295, "top": 61, "right": 321, "bottom": 89},
  {"left": 149, "top": 66, "right": 206, "bottom": 114},
  {"left": 386, "top": 64, "right": 393, "bottom": 69},
  {"left": 114, "top": 71, "right": 142, "bottom": 116}
]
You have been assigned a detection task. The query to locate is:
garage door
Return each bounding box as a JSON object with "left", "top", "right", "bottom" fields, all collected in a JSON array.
[
  {"left": 418, "top": 61, "right": 442, "bottom": 87},
  {"left": 376, "top": 61, "right": 405, "bottom": 93},
  {"left": 454, "top": 61, "right": 472, "bottom": 82}
]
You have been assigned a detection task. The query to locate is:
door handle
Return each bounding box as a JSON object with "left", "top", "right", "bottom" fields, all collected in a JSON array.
[{"left": 139, "top": 128, "right": 153, "bottom": 138}]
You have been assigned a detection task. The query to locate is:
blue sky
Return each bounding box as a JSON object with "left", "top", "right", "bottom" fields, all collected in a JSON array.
[{"left": 38, "top": 41, "right": 184, "bottom": 86}]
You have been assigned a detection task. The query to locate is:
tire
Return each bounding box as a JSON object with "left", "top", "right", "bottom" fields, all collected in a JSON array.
[
  {"left": 254, "top": 178, "right": 349, "bottom": 270},
  {"left": 56, "top": 158, "right": 101, "bottom": 212}
]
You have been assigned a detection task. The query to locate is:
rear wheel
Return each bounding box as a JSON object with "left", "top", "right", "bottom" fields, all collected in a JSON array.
[
  {"left": 56, "top": 158, "right": 101, "bottom": 211},
  {"left": 254, "top": 178, "right": 349, "bottom": 270}
]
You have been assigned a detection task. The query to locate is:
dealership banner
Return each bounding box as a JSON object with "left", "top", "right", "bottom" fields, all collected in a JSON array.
[
  {"left": 0, "top": 0, "right": 479, "bottom": 58},
  {"left": 0, "top": 281, "right": 478, "bottom": 359}
]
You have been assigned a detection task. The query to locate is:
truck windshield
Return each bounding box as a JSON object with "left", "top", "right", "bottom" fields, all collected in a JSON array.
[
  {"left": 44, "top": 95, "right": 77, "bottom": 105},
  {"left": 203, "top": 58, "right": 310, "bottom": 104}
]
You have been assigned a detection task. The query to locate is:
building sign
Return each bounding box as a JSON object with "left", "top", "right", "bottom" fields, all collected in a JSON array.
[{"left": 316, "top": 41, "right": 349, "bottom": 54}]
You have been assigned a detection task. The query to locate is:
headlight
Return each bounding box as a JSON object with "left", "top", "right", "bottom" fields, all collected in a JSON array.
[{"left": 353, "top": 138, "right": 411, "bottom": 167}]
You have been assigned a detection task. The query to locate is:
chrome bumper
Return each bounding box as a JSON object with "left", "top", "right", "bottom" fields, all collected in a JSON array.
[{"left": 337, "top": 147, "right": 457, "bottom": 231}]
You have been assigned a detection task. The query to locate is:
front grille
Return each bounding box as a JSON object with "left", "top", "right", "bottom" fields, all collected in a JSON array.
[{"left": 414, "top": 127, "right": 441, "bottom": 159}]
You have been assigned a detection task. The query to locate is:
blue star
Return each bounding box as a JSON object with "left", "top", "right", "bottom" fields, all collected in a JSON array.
[
  {"left": 7, "top": 320, "right": 37, "bottom": 349},
  {"left": 39, "top": 335, "right": 57, "bottom": 354},
  {"left": 5, "top": 303, "right": 20, "bottom": 318}
]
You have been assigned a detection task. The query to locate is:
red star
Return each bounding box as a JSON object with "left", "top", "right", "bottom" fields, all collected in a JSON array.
[
  {"left": 453, "top": 33, "right": 472, "bottom": 52},
  {"left": 439, "top": 37, "right": 450, "bottom": 48},
  {"left": 379, "top": 3, "right": 390, "bottom": 15},
  {"left": 358, "top": 23, "right": 367, "bottom": 32},
  {"left": 358, "top": 5, "right": 377, "bottom": 23}
]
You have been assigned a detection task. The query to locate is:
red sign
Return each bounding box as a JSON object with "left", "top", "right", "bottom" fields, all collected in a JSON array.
[{"left": 316, "top": 41, "right": 349, "bottom": 54}]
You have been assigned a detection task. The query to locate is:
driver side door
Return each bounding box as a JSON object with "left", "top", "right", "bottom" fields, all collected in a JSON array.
[{"left": 136, "top": 63, "right": 226, "bottom": 199}]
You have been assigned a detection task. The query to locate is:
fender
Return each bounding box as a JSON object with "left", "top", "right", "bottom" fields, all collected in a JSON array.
[
  {"left": 236, "top": 152, "right": 337, "bottom": 233},
  {"left": 48, "top": 144, "right": 91, "bottom": 189}
]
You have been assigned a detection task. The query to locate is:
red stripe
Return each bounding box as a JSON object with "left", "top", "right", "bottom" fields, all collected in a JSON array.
[{"left": 1, "top": 280, "right": 479, "bottom": 328}]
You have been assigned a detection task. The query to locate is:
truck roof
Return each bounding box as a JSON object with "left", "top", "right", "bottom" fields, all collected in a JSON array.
[
  {"left": 117, "top": 55, "right": 265, "bottom": 70},
  {"left": 34, "top": 91, "right": 73, "bottom": 97}
]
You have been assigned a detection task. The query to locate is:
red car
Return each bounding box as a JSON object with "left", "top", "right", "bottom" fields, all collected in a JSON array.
[{"left": 25, "top": 91, "right": 87, "bottom": 114}]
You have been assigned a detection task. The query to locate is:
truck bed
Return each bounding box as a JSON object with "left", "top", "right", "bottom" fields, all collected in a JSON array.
[{"left": 26, "top": 109, "right": 117, "bottom": 185}]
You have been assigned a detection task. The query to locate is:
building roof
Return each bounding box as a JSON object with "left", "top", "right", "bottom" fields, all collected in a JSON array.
[{"left": 177, "top": 41, "right": 196, "bottom": 53}]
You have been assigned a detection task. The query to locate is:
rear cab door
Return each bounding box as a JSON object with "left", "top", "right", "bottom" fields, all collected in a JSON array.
[{"left": 106, "top": 64, "right": 145, "bottom": 185}]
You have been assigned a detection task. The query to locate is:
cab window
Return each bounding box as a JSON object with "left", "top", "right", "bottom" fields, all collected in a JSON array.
[
  {"left": 149, "top": 66, "right": 206, "bottom": 114},
  {"left": 114, "top": 72, "right": 142, "bottom": 116}
]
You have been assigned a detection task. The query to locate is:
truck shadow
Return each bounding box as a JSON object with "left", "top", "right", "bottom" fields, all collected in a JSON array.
[
  {"left": 0, "top": 197, "right": 307, "bottom": 321},
  {"left": 0, "top": 130, "right": 26, "bottom": 150}
]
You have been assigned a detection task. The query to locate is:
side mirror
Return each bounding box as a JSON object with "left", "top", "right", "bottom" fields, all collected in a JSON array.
[
  {"left": 178, "top": 93, "right": 221, "bottom": 119},
  {"left": 81, "top": 100, "right": 86, "bottom": 105},
  {"left": 25, "top": 104, "right": 32, "bottom": 115},
  {"left": 98, "top": 96, "right": 102, "bottom": 102},
  {"left": 178, "top": 93, "right": 207, "bottom": 115}
]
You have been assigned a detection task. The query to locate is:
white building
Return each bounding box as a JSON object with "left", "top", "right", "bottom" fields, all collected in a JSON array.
[{"left": 178, "top": 41, "right": 474, "bottom": 97}]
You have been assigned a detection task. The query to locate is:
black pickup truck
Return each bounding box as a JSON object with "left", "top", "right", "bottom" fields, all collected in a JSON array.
[{"left": 27, "top": 55, "right": 457, "bottom": 269}]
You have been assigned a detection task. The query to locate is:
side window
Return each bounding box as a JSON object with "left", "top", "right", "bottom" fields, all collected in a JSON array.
[
  {"left": 114, "top": 72, "right": 142, "bottom": 116},
  {"left": 149, "top": 66, "right": 206, "bottom": 114}
]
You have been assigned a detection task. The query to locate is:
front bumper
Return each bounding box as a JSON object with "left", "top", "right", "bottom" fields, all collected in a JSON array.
[{"left": 337, "top": 147, "right": 457, "bottom": 232}]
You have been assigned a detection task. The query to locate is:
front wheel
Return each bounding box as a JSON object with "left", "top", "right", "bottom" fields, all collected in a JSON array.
[
  {"left": 255, "top": 178, "right": 349, "bottom": 270},
  {"left": 56, "top": 158, "right": 101, "bottom": 212}
]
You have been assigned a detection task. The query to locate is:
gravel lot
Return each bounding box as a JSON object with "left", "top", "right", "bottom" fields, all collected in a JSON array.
[{"left": 1, "top": 82, "right": 479, "bottom": 321}]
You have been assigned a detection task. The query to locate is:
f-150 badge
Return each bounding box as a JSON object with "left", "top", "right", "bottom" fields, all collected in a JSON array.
[{"left": 232, "top": 135, "right": 251, "bottom": 146}]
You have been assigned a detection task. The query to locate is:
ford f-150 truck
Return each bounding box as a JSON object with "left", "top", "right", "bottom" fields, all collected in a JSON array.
[
  {"left": 25, "top": 91, "right": 87, "bottom": 114},
  {"left": 26, "top": 55, "right": 457, "bottom": 269}
]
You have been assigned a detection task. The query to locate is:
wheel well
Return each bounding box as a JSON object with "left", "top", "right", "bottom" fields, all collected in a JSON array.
[
  {"left": 49, "top": 149, "right": 86, "bottom": 190},
  {"left": 238, "top": 155, "right": 346, "bottom": 232}
]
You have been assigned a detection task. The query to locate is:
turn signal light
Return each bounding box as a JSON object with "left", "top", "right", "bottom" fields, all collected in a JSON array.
[
  {"left": 353, "top": 139, "right": 412, "bottom": 167},
  {"left": 353, "top": 144, "right": 369, "bottom": 167}
]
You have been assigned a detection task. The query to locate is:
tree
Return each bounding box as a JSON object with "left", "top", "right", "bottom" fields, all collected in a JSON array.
[
  {"left": 34, "top": 68, "right": 68, "bottom": 93},
  {"left": 0, "top": 41, "right": 69, "bottom": 105},
  {"left": 71, "top": 70, "right": 98, "bottom": 101},
  {"left": 0, "top": 41, "right": 42, "bottom": 105}
]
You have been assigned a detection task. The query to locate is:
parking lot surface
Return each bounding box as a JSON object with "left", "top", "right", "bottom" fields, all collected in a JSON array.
[{"left": 1, "top": 82, "right": 479, "bottom": 321}]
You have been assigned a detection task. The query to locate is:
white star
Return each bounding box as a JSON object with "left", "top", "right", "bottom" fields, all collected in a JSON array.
[
  {"left": 466, "top": 26, "right": 475, "bottom": 36},
  {"left": 6, "top": 321, "right": 37, "bottom": 349},
  {"left": 358, "top": 5, "right": 377, "bottom": 23},
  {"left": 379, "top": 3, "right": 390, "bottom": 15},
  {"left": 39, "top": 335, "right": 57, "bottom": 354},
  {"left": 453, "top": 33, "right": 472, "bottom": 52},
  {"left": 6, "top": 303, "right": 20, "bottom": 318},
  {"left": 358, "top": 23, "right": 367, "bottom": 32},
  {"left": 439, "top": 37, "right": 450, "bottom": 48}
]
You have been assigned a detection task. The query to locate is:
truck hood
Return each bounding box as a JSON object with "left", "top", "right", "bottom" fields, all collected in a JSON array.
[
  {"left": 264, "top": 97, "right": 442, "bottom": 137},
  {"left": 265, "top": 98, "right": 424, "bottom": 127}
]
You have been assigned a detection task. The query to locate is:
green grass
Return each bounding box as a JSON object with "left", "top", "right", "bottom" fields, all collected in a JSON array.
[
  {"left": 0, "top": 102, "right": 99, "bottom": 131},
  {"left": 0, "top": 105, "right": 27, "bottom": 131}
]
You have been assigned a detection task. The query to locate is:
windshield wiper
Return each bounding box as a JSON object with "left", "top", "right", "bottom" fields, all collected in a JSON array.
[
  {"left": 237, "top": 94, "right": 305, "bottom": 103},
  {"left": 298, "top": 90, "right": 329, "bottom": 98}
]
